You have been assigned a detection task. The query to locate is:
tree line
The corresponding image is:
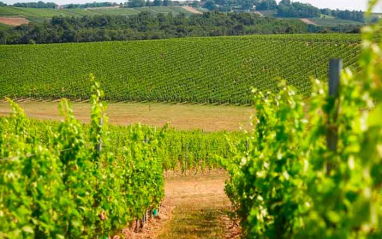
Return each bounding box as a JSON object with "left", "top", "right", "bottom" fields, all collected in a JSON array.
[
  {"left": 65, "top": 2, "right": 119, "bottom": 8},
  {"left": 320, "top": 8, "right": 365, "bottom": 22},
  {"left": 126, "top": 0, "right": 172, "bottom": 8},
  {"left": 5, "top": 1, "right": 57, "bottom": 8},
  {"left": 0, "top": 1, "right": 121, "bottom": 8},
  {"left": 0, "top": 11, "right": 332, "bottom": 44},
  {"left": 202, "top": 0, "right": 365, "bottom": 22}
]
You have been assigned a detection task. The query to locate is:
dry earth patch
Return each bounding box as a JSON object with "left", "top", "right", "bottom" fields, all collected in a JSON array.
[{"left": 0, "top": 17, "right": 29, "bottom": 26}]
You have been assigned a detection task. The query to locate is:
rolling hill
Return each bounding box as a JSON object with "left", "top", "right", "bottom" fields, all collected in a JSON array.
[{"left": 0, "top": 34, "right": 361, "bottom": 105}]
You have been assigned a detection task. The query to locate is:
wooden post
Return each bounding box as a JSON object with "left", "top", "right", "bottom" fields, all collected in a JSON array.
[{"left": 327, "top": 59, "right": 342, "bottom": 173}]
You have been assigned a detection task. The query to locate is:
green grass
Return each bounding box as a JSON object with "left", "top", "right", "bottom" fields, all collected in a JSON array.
[
  {"left": 0, "top": 22, "right": 9, "bottom": 30},
  {"left": 0, "top": 34, "right": 361, "bottom": 105},
  {"left": 85, "top": 7, "right": 140, "bottom": 16},
  {"left": 196, "top": 8, "right": 209, "bottom": 13},
  {"left": 258, "top": 10, "right": 277, "bottom": 17},
  {"left": 136, "top": 6, "right": 190, "bottom": 15},
  {"left": 159, "top": 208, "right": 227, "bottom": 239},
  {"left": 0, "top": 6, "right": 77, "bottom": 18},
  {"left": 0, "top": 6, "right": 195, "bottom": 24},
  {"left": 309, "top": 17, "right": 365, "bottom": 27}
]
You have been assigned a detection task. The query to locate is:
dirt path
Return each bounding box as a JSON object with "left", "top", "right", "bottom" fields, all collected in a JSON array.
[
  {"left": 300, "top": 18, "right": 318, "bottom": 26},
  {"left": 156, "top": 171, "right": 239, "bottom": 239},
  {"left": 182, "top": 6, "right": 203, "bottom": 15},
  {"left": 0, "top": 101, "right": 252, "bottom": 132},
  {"left": 0, "top": 17, "right": 29, "bottom": 26}
]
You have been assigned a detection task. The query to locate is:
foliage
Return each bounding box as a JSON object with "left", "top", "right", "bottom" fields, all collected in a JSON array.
[
  {"left": 276, "top": 1, "right": 320, "bottom": 18},
  {"left": 221, "top": 2, "right": 382, "bottom": 238},
  {"left": 329, "top": 10, "right": 365, "bottom": 23},
  {"left": 0, "top": 5, "right": 191, "bottom": 25},
  {"left": 127, "top": 0, "right": 146, "bottom": 8},
  {"left": 256, "top": 0, "right": 277, "bottom": 11},
  {"left": 65, "top": 2, "right": 118, "bottom": 9},
  {"left": 12, "top": 1, "right": 57, "bottom": 9},
  {"left": 0, "top": 11, "right": 314, "bottom": 44},
  {"left": 0, "top": 78, "right": 166, "bottom": 238}
]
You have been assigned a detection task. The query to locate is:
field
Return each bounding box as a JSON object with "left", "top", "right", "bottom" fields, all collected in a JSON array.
[
  {"left": 0, "top": 21, "right": 9, "bottom": 30},
  {"left": 0, "top": 6, "right": 193, "bottom": 24},
  {"left": 0, "top": 101, "right": 253, "bottom": 131},
  {"left": 0, "top": 34, "right": 361, "bottom": 105},
  {"left": 300, "top": 18, "right": 317, "bottom": 25},
  {"left": 1, "top": 0, "right": 381, "bottom": 236},
  {"left": 309, "top": 17, "right": 365, "bottom": 27},
  {"left": 0, "top": 16, "right": 29, "bottom": 26},
  {"left": 258, "top": 10, "right": 364, "bottom": 27},
  {"left": 157, "top": 171, "right": 235, "bottom": 239}
]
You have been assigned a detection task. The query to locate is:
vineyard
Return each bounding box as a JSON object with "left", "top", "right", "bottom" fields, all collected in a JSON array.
[
  {"left": 18, "top": 117, "right": 243, "bottom": 172},
  {"left": 0, "top": 34, "right": 362, "bottom": 105},
  {"left": 0, "top": 6, "right": 193, "bottom": 23},
  {"left": 1, "top": 0, "right": 382, "bottom": 238},
  {"left": 218, "top": 15, "right": 382, "bottom": 237},
  {"left": 0, "top": 78, "right": 244, "bottom": 238}
]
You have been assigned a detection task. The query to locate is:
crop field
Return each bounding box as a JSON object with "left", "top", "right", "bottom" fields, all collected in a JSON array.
[
  {"left": 0, "top": 34, "right": 361, "bottom": 105},
  {"left": 0, "top": 6, "right": 193, "bottom": 24},
  {"left": 0, "top": 21, "right": 10, "bottom": 29},
  {"left": 309, "top": 17, "right": 365, "bottom": 27}
]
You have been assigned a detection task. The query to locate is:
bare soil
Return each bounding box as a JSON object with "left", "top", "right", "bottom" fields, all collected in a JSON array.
[
  {"left": 0, "top": 17, "right": 29, "bottom": 26},
  {"left": 182, "top": 6, "right": 203, "bottom": 14},
  {"left": 0, "top": 101, "right": 252, "bottom": 131},
  {"left": 300, "top": 18, "right": 318, "bottom": 26},
  {"left": 158, "top": 171, "right": 240, "bottom": 238},
  {"left": 114, "top": 170, "right": 240, "bottom": 239}
]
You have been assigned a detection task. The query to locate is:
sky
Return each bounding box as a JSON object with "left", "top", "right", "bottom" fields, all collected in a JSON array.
[
  {"left": 2, "top": 0, "right": 382, "bottom": 12},
  {"left": 278, "top": 0, "right": 368, "bottom": 11}
]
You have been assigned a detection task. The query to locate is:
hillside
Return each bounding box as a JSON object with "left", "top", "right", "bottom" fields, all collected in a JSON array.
[
  {"left": 0, "top": 34, "right": 361, "bottom": 105},
  {"left": 307, "top": 16, "right": 365, "bottom": 27},
  {"left": 0, "top": 6, "right": 193, "bottom": 24}
]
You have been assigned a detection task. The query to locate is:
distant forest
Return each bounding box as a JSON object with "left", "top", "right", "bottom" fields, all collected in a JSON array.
[{"left": 0, "top": 11, "right": 361, "bottom": 45}]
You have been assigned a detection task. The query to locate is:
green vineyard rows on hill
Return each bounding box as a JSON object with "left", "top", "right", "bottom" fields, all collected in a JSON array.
[
  {"left": 0, "top": 6, "right": 192, "bottom": 22},
  {"left": 0, "top": 34, "right": 362, "bottom": 105}
]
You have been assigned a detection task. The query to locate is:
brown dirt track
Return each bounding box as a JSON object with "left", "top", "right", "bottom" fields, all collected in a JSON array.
[
  {"left": 182, "top": 6, "right": 203, "bottom": 14},
  {"left": 300, "top": 18, "right": 318, "bottom": 26},
  {"left": 0, "top": 101, "right": 253, "bottom": 131},
  {"left": 0, "top": 17, "right": 29, "bottom": 26},
  {"left": 117, "top": 171, "right": 240, "bottom": 239}
]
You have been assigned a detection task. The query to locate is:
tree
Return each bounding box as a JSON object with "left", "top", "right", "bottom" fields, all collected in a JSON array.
[
  {"left": 203, "top": 0, "right": 217, "bottom": 11},
  {"left": 153, "top": 0, "right": 162, "bottom": 6},
  {"left": 128, "top": 0, "right": 145, "bottom": 7},
  {"left": 236, "top": 0, "right": 257, "bottom": 10},
  {"left": 278, "top": 0, "right": 290, "bottom": 6},
  {"left": 277, "top": 2, "right": 320, "bottom": 18},
  {"left": 320, "top": 8, "right": 331, "bottom": 16},
  {"left": 163, "top": 0, "right": 171, "bottom": 6},
  {"left": 191, "top": 1, "right": 198, "bottom": 8},
  {"left": 330, "top": 9, "right": 365, "bottom": 23},
  {"left": 256, "top": 0, "right": 277, "bottom": 11},
  {"left": 0, "top": 1, "right": 7, "bottom": 6}
]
